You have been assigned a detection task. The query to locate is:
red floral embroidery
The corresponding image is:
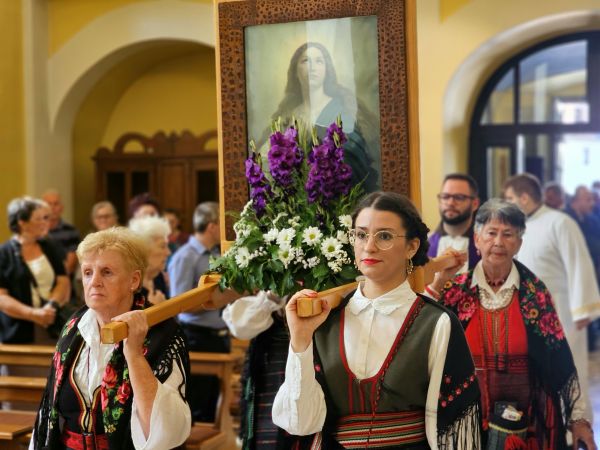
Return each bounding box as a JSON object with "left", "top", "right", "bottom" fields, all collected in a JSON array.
[
  {"left": 116, "top": 382, "right": 132, "bottom": 404},
  {"left": 104, "top": 364, "right": 118, "bottom": 389}
]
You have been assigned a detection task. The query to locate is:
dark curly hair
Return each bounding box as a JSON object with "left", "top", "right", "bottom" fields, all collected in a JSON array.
[{"left": 351, "top": 191, "right": 430, "bottom": 266}]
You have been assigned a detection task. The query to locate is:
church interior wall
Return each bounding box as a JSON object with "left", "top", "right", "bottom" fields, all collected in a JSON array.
[{"left": 0, "top": 2, "right": 25, "bottom": 241}]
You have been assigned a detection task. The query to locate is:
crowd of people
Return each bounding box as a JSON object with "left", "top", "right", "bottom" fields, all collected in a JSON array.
[{"left": 0, "top": 174, "right": 598, "bottom": 449}]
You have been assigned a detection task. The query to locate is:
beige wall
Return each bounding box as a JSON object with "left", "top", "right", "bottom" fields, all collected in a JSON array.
[
  {"left": 72, "top": 47, "right": 217, "bottom": 233},
  {"left": 0, "top": 2, "right": 25, "bottom": 241}
]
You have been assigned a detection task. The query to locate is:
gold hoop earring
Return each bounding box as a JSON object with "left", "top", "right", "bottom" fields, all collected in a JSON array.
[{"left": 406, "top": 257, "right": 414, "bottom": 275}]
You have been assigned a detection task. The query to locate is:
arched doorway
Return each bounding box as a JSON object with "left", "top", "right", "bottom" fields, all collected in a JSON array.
[{"left": 469, "top": 31, "right": 600, "bottom": 199}]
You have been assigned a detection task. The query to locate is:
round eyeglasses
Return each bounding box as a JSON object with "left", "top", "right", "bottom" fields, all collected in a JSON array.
[{"left": 349, "top": 229, "right": 406, "bottom": 251}]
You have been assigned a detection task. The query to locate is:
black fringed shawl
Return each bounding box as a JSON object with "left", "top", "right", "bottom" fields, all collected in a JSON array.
[
  {"left": 32, "top": 293, "right": 190, "bottom": 450},
  {"left": 309, "top": 292, "right": 482, "bottom": 449},
  {"left": 440, "top": 260, "right": 580, "bottom": 449}
]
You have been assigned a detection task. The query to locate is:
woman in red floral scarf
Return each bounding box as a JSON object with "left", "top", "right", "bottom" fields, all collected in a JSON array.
[
  {"left": 30, "top": 227, "right": 191, "bottom": 450},
  {"left": 427, "top": 199, "right": 595, "bottom": 450}
]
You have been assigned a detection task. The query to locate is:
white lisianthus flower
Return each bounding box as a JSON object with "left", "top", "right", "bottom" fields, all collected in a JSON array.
[
  {"left": 277, "top": 245, "right": 294, "bottom": 268},
  {"left": 264, "top": 228, "right": 279, "bottom": 243},
  {"left": 339, "top": 215, "right": 352, "bottom": 229},
  {"left": 277, "top": 228, "right": 296, "bottom": 247},
  {"left": 321, "top": 237, "right": 342, "bottom": 259},
  {"left": 302, "top": 227, "right": 323, "bottom": 246},
  {"left": 336, "top": 229, "right": 349, "bottom": 244},
  {"left": 234, "top": 247, "right": 251, "bottom": 268}
]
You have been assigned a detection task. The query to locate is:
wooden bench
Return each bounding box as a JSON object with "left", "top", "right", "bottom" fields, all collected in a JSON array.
[
  {"left": 0, "top": 345, "right": 53, "bottom": 450},
  {"left": 0, "top": 345, "right": 53, "bottom": 368},
  {"left": 184, "top": 351, "right": 238, "bottom": 450},
  {"left": 0, "top": 345, "right": 244, "bottom": 449},
  {"left": 0, "top": 410, "right": 37, "bottom": 450}
]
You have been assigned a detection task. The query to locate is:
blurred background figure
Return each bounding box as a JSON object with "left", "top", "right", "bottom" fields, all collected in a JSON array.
[
  {"left": 90, "top": 200, "right": 119, "bottom": 231},
  {"left": 543, "top": 181, "right": 566, "bottom": 210},
  {"left": 0, "top": 196, "right": 70, "bottom": 346},
  {"left": 168, "top": 201, "right": 226, "bottom": 423},
  {"left": 163, "top": 208, "right": 189, "bottom": 262},
  {"left": 128, "top": 192, "right": 161, "bottom": 219},
  {"left": 128, "top": 216, "right": 171, "bottom": 304},
  {"left": 42, "top": 189, "right": 81, "bottom": 278},
  {"left": 566, "top": 185, "right": 600, "bottom": 352}
]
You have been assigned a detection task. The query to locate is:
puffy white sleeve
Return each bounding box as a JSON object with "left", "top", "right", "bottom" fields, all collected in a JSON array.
[
  {"left": 271, "top": 342, "right": 327, "bottom": 435},
  {"left": 130, "top": 357, "right": 191, "bottom": 449},
  {"left": 222, "top": 291, "right": 284, "bottom": 340}
]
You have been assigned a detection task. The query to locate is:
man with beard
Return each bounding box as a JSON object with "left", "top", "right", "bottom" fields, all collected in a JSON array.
[{"left": 428, "top": 173, "right": 480, "bottom": 273}]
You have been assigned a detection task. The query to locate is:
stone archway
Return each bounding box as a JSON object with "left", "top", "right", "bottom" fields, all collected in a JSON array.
[
  {"left": 23, "top": 0, "right": 215, "bottom": 218},
  {"left": 442, "top": 9, "right": 600, "bottom": 173}
]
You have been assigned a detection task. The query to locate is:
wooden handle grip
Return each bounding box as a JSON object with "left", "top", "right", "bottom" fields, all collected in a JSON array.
[{"left": 100, "top": 274, "right": 222, "bottom": 344}]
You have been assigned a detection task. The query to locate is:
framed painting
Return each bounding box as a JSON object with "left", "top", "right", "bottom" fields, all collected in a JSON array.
[{"left": 216, "top": 0, "right": 419, "bottom": 239}]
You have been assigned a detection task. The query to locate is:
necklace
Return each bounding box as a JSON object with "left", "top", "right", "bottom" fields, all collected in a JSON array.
[{"left": 485, "top": 277, "right": 507, "bottom": 288}]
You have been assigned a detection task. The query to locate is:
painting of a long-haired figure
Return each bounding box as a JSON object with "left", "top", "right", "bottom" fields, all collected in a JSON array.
[{"left": 245, "top": 16, "right": 381, "bottom": 192}]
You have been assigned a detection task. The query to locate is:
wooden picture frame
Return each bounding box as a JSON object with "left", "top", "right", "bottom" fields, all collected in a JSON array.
[{"left": 215, "top": 0, "right": 420, "bottom": 240}]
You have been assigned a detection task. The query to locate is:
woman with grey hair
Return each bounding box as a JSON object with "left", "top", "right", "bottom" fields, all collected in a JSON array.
[
  {"left": 0, "top": 196, "right": 70, "bottom": 344},
  {"left": 128, "top": 216, "right": 171, "bottom": 304},
  {"left": 427, "top": 199, "right": 594, "bottom": 450}
]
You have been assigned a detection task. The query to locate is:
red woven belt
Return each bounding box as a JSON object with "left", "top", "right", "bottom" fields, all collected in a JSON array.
[{"left": 62, "top": 429, "right": 109, "bottom": 450}]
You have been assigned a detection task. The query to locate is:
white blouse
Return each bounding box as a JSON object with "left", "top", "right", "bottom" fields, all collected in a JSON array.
[
  {"left": 30, "top": 309, "right": 191, "bottom": 450},
  {"left": 26, "top": 253, "right": 55, "bottom": 308},
  {"left": 271, "top": 281, "right": 469, "bottom": 449}
]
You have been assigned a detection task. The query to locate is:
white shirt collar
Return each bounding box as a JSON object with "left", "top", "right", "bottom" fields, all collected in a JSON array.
[
  {"left": 348, "top": 280, "right": 417, "bottom": 316},
  {"left": 471, "top": 261, "right": 520, "bottom": 294},
  {"left": 77, "top": 308, "right": 114, "bottom": 350}
]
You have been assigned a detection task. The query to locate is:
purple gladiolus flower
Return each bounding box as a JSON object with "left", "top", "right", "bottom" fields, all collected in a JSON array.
[
  {"left": 305, "top": 133, "right": 352, "bottom": 205},
  {"left": 268, "top": 127, "right": 303, "bottom": 191},
  {"left": 245, "top": 153, "right": 272, "bottom": 217}
]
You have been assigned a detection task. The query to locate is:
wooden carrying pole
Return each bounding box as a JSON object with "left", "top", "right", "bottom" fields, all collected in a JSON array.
[
  {"left": 100, "top": 254, "right": 460, "bottom": 342},
  {"left": 100, "top": 274, "right": 222, "bottom": 344},
  {"left": 296, "top": 253, "right": 460, "bottom": 317}
]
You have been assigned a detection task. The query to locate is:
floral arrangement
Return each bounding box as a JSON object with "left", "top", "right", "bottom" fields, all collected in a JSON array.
[{"left": 210, "top": 118, "right": 363, "bottom": 298}]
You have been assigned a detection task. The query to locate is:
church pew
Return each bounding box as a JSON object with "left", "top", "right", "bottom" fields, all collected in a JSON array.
[
  {"left": 0, "top": 344, "right": 54, "bottom": 369},
  {"left": 185, "top": 351, "right": 238, "bottom": 450},
  {"left": 0, "top": 376, "right": 46, "bottom": 405}
]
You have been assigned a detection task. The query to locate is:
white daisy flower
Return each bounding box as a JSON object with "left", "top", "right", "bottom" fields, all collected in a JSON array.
[
  {"left": 339, "top": 215, "right": 352, "bottom": 229},
  {"left": 302, "top": 227, "right": 323, "bottom": 246},
  {"left": 234, "top": 247, "right": 251, "bottom": 268},
  {"left": 336, "top": 229, "right": 349, "bottom": 244},
  {"left": 277, "top": 245, "right": 294, "bottom": 268},
  {"left": 276, "top": 228, "right": 296, "bottom": 246},
  {"left": 264, "top": 228, "right": 279, "bottom": 243},
  {"left": 321, "top": 237, "right": 342, "bottom": 259}
]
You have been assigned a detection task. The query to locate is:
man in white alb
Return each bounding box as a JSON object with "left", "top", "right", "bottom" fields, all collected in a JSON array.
[{"left": 504, "top": 173, "right": 600, "bottom": 421}]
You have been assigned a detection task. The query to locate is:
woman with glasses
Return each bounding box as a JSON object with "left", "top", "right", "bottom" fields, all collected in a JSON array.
[
  {"left": 0, "top": 196, "right": 70, "bottom": 345},
  {"left": 427, "top": 199, "right": 594, "bottom": 450},
  {"left": 272, "top": 191, "right": 482, "bottom": 449}
]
